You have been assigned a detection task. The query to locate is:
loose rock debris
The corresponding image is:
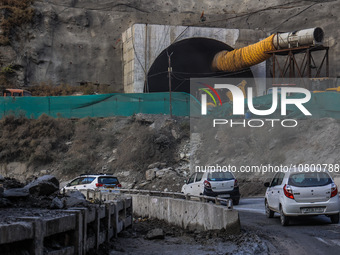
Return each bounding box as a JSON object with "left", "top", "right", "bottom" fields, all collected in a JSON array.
[
  {"left": 109, "top": 218, "right": 269, "bottom": 255},
  {"left": 0, "top": 175, "right": 88, "bottom": 209}
]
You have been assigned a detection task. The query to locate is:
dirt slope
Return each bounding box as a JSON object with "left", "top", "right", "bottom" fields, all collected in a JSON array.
[
  {"left": 194, "top": 118, "right": 340, "bottom": 196},
  {"left": 0, "top": 114, "right": 190, "bottom": 192},
  {"left": 0, "top": 115, "right": 339, "bottom": 196}
]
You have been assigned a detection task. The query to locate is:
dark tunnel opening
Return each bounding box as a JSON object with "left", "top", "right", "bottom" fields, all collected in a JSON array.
[{"left": 145, "top": 37, "right": 254, "bottom": 93}]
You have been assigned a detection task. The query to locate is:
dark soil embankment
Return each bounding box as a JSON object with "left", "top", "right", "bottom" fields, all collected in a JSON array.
[
  {"left": 0, "top": 114, "right": 190, "bottom": 192},
  {"left": 1, "top": 114, "right": 340, "bottom": 197},
  {"left": 108, "top": 218, "right": 269, "bottom": 255}
]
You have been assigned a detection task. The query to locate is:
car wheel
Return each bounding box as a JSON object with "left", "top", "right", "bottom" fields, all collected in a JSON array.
[
  {"left": 280, "top": 206, "right": 289, "bottom": 226},
  {"left": 265, "top": 200, "right": 274, "bottom": 218},
  {"left": 233, "top": 199, "right": 240, "bottom": 205},
  {"left": 330, "top": 213, "right": 340, "bottom": 224}
]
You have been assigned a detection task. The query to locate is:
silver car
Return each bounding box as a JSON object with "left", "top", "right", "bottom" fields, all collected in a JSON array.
[
  {"left": 62, "top": 174, "right": 121, "bottom": 191},
  {"left": 181, "top": 171, "right": 240, "bottom": 205},
  {"left": 264, "top": 168, "right": 340, "bottom": 226}
]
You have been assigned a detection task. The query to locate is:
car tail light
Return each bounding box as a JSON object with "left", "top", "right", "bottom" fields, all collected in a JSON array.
[
  {"left": 96, "top": 183, "right": 103, "bottom": 187},
  {"left": 234, "top": 179, "right": 239, "bottom": 188},
  {"left": 204, "top": 180, "right": 211, "bottom": 189},
  {"left": 283, "top": 184, "right": 294, "bottom": 199},
  {"left": 117, "top": 183, "right": 122, "bottom": 188},
  {"left": 331, "top": 183, "right": 338, "bottom": 198}
]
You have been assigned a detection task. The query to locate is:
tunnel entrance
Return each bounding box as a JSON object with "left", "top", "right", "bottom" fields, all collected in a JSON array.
[{"left": 145, "top": 38, "right": 254, "bottom": 93}]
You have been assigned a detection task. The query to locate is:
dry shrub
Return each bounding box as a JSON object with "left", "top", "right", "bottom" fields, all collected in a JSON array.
[
  {"left": 0, "top": 114, "right": 74, "bottom": 164},
  {"left": 28, "top": 83, "right": 117, "bottom": 96},
  {"left": 0, "top": 0, "right": 34, "bottom": 45},
  {"left": 29, "top": 83, "right": 80, "bottom": 96}
]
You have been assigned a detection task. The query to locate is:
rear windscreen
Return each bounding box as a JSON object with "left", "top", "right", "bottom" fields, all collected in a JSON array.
[
  {"left": 98, "top": 177, "right": 119, "bottom": 184},
  {"left": 208, "top": 172, "right": 234, "bottom": 181},
  {"left": 288, "top": 172, "right": 332, "bottom": 187}
]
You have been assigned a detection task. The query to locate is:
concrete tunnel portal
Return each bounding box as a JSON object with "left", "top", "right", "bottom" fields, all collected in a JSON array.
[
  {"left": 142, "top": 27, "right": 324, "bottom": 96},
  {"left": 145, "top": 37, "right": 254, "bottom": 94}
]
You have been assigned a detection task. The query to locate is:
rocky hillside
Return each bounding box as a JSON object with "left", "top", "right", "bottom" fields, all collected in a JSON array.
[
  {"left": 1, "top": 0, "right": 339, "bottom": 90},
  {"left": 0, "top": 114, "right": 339, "bottom": 197},
  {"left": 193, "top": 118, "right": 340, "bottom": 196},
  {"left": 0, "top": 114, "right": 191, "bottom": 192}
]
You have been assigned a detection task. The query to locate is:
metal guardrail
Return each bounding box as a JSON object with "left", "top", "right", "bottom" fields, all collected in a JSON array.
[{"left": 76, "top": 188, "right": 234, "bottom": 210}]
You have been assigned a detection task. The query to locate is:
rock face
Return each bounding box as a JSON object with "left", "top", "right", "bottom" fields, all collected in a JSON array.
[
  {"left": 145, "top": 228, "right": 164, "bottom": 240},
  {"left": 0, "top": 175, "right": 89, "bottom": 209},
  {"left": 155, "top": 168, "right": 174, "bottom": 179},
  {"left": 24, "top": 175, "right": 59, "bottom": 196},
  {"left": 145, "top": 168, "right": 157, "bottom": 181},
  {"left": 2, "top": 175, "right": 59, "bottom": 198},
  {"left": 2, "top": 0, "right": 340, "bottom": 90},
  {"left": 3, "top": 188, "right": 30, "bottom": 198},
  {"left": 50, "top": 197, "right": 63, "bottom": 209},
  {"left": 62, "top": 191, "right": 87, "bottom": 208}
]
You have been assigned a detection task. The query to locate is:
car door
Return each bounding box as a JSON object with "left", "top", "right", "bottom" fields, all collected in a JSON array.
[
  {"left": 267, "top": 173, "right": 280, "bottom": 211},
  {"left": 184, "top": 173, "right": 197, "bottom": 195},
  {"left": 271, "top": 172, "right": 285, "bottom": 211},
  {"left": 79, "top": 177, "right": 96, "bottom": 189},
  {"left": 66, "top": 177, "right": 85, "bottom": 190},
  {"left": 191, "top": 172, "right": 204, "bottom": 196}
]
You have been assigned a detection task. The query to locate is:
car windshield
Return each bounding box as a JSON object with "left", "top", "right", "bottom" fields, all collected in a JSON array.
[
  {"left": 207, "top": 172, "right": 234, "bottom": 181},
  {"left": 98, "top": 177, "right": 119, "bottom": 184},
  {"left": 288, "top": 172, "right": 332, "bottom": 187}
]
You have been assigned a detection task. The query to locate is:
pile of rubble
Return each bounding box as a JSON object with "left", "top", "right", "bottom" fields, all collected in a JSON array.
[
  {"left": 111, "top": 218, "right": 269, "bottom": 254},
  {"left": 0, "top": 174, "right": 88, "bottom": 209},
  {"left": 130, "top": 161, "right": 188, "bottom": 192}
]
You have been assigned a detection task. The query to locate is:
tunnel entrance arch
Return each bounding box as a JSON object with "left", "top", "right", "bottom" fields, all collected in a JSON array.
[
  {"left": 146, "top": 37, "right": 253, "bottom": 93},
  {"left": 122, "top": 24, "right": 266, "bottom": 95}
]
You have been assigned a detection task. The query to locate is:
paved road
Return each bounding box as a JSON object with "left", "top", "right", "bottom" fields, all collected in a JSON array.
[{"left": 234, "top": 197, "right": 340, "bottom": 255}]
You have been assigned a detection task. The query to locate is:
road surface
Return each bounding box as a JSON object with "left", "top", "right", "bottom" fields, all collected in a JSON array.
[{"left": 235, "top": 197, "right": 340, "bottom": 255}]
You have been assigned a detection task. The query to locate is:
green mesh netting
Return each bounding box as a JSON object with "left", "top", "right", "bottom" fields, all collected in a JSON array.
[
  {"left": 2, "top": 92, "right": 339, "bottom": 119},
  {"left": 0, "top": 92, "right": 201, "bottom": 119}
]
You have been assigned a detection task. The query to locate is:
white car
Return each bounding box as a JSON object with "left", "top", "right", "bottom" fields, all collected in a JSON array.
[
  {"left": 264, "top": 169, "right": 340, "bottom": 226},
  {"left": 62, "top": 174, "right": 121, "bottom": 191},
  {"left": 181, "top": 171, "right": 240, "bottom": 205}
]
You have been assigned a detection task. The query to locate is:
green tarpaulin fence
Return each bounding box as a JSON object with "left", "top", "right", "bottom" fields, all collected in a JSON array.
[
  {"left": 0, "top": 92, "right": 201, "bottom": 119},
  {"left": 2, "top": 91, "right": 340, "bottom": 119}
]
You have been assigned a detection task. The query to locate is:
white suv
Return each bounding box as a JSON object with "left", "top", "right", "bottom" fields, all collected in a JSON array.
[
  {"left": 264, "top": 169, "right": 340, "bottom": 226},
  {"left": 181, "top": 171, "right": 240, "bottom": 205},
  {"left": 62, "top": 174, "right": 121, "bottom": 191}
]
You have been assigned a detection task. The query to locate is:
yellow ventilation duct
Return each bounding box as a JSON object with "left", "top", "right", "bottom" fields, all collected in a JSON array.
[{"left": 212, "top": 27, "right": 324, "bottom": 72}]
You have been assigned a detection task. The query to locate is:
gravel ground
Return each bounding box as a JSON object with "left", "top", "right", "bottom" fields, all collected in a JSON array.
[{"left": 108, "top": 218, "right": 269, "bottom": 255}]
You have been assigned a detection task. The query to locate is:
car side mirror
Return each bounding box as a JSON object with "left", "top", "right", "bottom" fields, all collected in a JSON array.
[
  {"left": 66, "top": 183, "right": 71, "bottom": 187},
  {"left": 184, "top": 179, "right": 187, "bottom": 184},
  {"left": 264, "top": 182, "right": 270, "bottom": 187}
]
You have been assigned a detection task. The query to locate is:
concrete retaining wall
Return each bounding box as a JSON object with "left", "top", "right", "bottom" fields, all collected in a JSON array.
[
  {"left": 1, "top": 191, "right": 241, "bottom": 254},
  {"left": 131, "top": 194, "right": 240, "bottom": 234},
  {"left": 0, "top": 198, "right": 132, "bottom": 255}
]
